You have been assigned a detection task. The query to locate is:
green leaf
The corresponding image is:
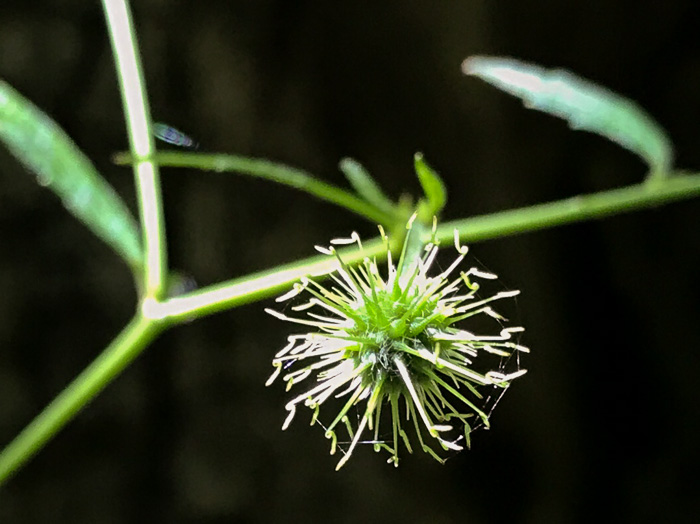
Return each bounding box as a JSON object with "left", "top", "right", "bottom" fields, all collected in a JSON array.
[
  {"left": 414, "top": 153, "right": 447, "bottom": 219},
  {"left": 0, "top": 80, "right": 143, "bottom": 270},
  {"left": 338, "top": 157, "right": 395, "bottom": 215},
  {"left": 462, "top": 56, "right": 674, "bottom": 176}
]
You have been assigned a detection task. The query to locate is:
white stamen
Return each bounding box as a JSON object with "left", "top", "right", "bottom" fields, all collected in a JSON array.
[
  {"left": 330, "top": 231, "right": 362, "bottom": 247},
  {"left": 276, "top": 283, "right": 305, "bottom": 302},
  {"left": 464, "top": 267, "right": 498, "bottom": 280},
  {"left": 314, "top": 245, "right": 334, "bottom": 255},
  {"left": 453, "top": 229, "right": 469, "bottom": 255},
  {"left": 395, "top": 357, "right": 439, "bottom": 436}
]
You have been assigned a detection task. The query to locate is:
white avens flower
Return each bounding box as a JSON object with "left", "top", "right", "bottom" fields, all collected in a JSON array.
[{"left": 266, "top": 222, "right": 528, "bottom": 470}]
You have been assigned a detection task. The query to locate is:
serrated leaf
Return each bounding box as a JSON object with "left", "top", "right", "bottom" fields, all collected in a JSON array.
[
  {"left": 462, "top": 56, "right": 673, "bottom": 175},
  {"left": 414, "top": 153, "right": 446, "bottom": 218},
  {"left": 0, "top": 80, "right": 143, "bottom": 270},
  {"left": 338, "top": 157, "right": 395, "bottom": 215}
]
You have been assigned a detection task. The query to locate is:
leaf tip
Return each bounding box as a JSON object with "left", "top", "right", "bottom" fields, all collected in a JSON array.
[{"left": 460, "top": 55, "right": 485, "bottom": 76}]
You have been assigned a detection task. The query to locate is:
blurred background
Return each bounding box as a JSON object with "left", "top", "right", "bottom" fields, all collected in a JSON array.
[{"left": 1, "top": 1, "right": 699, "bottom": 522}]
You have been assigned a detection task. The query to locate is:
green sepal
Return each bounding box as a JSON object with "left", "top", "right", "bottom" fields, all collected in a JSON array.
[
  {"left": 339, "top": 157, "right": 396, "bottom": 216},
  {"left": 414, "top": 152, "right": 447, "bottom": 221},
  {"left": 0, "top": 79, "right": 143, "bottom": 271}
]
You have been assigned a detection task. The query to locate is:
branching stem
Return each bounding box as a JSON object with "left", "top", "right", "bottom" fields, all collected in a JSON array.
[{"left": 102, "top": 0, "right": 167, "bottom": 299}]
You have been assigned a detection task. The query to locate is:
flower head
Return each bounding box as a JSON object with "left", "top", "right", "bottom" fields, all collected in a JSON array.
[{"left": 266, "top": 221, "right": 528, "bottom": 469}]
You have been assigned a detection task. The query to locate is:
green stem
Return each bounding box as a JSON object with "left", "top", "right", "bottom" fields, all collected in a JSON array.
[
  {"left": 102, "top": 0, "right": 167, "bottom": 299},
  {"left": 436, "top": 172, "right": 700, "bottom": 244},
  {"left": 146, "top": 237, "right": 388, "bottom": 323},
  {"left": 0, "top": 0, "right": 171, "bottom": 488},
  {"left": 112, "top": 151, "right": 397, "bottom": 226},
  {"left": 0, "top": 314, "right": 164, "bottom": 487},
  {"left": 157, "top": 172, "right": 700, "bottom": 322}
]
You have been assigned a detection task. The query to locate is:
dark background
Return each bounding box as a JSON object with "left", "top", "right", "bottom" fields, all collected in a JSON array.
[{"left": 1, "top": 1, "right": 699, "bottom": 522}]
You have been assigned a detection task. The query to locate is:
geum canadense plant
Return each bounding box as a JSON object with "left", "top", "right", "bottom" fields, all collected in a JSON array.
[{"left": 1, "top": 0, "right": 699, "bottom": 485}]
